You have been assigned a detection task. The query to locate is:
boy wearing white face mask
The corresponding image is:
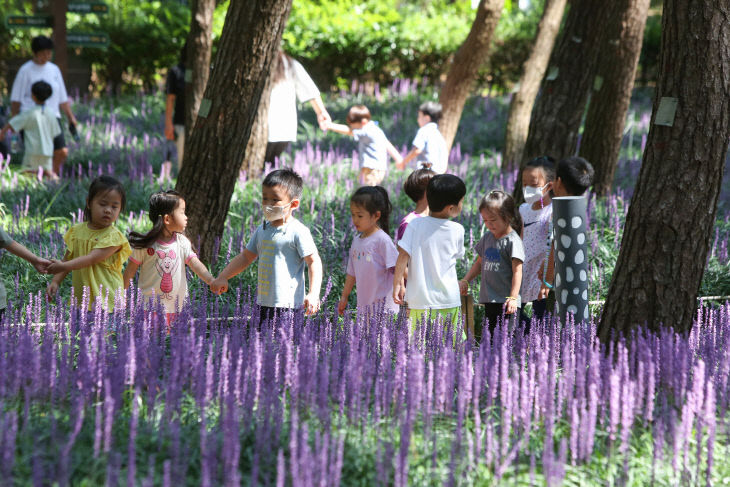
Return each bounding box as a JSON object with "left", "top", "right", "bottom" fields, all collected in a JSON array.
[
  {"left": 210, "top": 168, "right": 322, "bottom": 324},
  {"left": 518, "top": 156, "right": 556, "bottom": 330}
]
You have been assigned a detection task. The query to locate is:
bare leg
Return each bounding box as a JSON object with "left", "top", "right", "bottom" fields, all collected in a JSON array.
[{"left": 52, "top": 148, "right": 68, "bottom": 177}]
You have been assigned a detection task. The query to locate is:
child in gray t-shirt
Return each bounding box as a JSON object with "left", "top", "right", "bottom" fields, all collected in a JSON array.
[{"left": 460, "top": 191, "right": 525, "bottom": 341}]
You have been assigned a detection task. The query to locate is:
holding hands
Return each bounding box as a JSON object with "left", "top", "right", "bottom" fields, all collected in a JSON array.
[{"left": 209, "top": 276, "right": 228, "bottom": 295}]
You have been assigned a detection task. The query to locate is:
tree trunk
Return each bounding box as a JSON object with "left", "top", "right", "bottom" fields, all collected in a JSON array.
[
  {"left": 578, "top": 0, "right": 650, "bottom": 196},
  {"left": 438, "top": 0, "right": 504, "bottom": 152},
  {"left": 242, "top": 71, "right": 273, "bottom": 177},
  {"left": 598, "top": 0, "right": 730, "bottom": 339},
  {"left": 502, "top": 0, "right": 567, "bottom": 170},
  {"left": 176, "top": 0, "right": 293, "bottom": 262},
  {"left": 515, "top": 0, "right": 613, "bottom": 199},
  {"left": 184, "top": 0, "right": 215, "bottom": 165}
]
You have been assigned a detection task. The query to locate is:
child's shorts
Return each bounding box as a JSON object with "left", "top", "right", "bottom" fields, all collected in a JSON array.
[
  {"left": 408, "top": 307, "right": 465, "bottom": 342},
  {"left": 359, "top": 167, "right": 386, "bottom": 186},
  {"left": 21, "top": 154, "right": 52, "bottom": 173}
]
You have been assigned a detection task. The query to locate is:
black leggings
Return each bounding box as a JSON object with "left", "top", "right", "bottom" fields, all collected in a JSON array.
[{"left": 479, "top": 303, "right": 519, "bottom": 342}]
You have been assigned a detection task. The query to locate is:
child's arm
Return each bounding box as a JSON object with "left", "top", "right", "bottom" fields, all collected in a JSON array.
[
  {"left": 47, "top": 246, "right": 121, "bottom": 274},
  {"left": 210, "top": 249, "right": 257, "bottom": 294},
  {"left": 4, "top": 240, "right": 51, "bottom": 273},
  {"left": 164, "top": 94, "right": 176, "bottom": 141},
  {"left": 187, "top": 256, "right": 214, "bottom": 286},
  {"left": 538, "top": 246, "right": 555, "bottom": 300},
  {"left": 392, "top": 248, "right": 410, "bottom": 305},
  {"left": 123, "top": 261, "right": 139, "bottom": 290},
  {"left": 325, "top": 121, "right": 354, "bottom": 136},
  {"left": 338, "top": 274, "right": 356, "bottom": 316},
  {"left": 309, "top": 96, "right": 331, "bottom": 130},
  {"left": 46, "top": 251, "right": 72, "bottom": 301},
  {"left": 386, "top": 139, "right": 403, "bottom": 165},
  {"left": 0, "top": 123, "right": 11, "bottom": 141},
  {"left": 459, "top": 256, "right": 482, "bottom": 295},
  {"left": 303, "top": 252, "right": 323, "bottom": 315},
  {"left": 505, "top": 259, "right": 523, "bottom": 315},
  {"left": 398, "top": 147, "right": 422, "bottom": 170}
]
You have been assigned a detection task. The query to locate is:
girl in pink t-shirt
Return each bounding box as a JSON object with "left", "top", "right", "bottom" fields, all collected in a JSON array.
[
  {"left": 123, "top": 190, "right": 213, "bottom": 327},
  {"left": 338, "top": 186, "right": 400, "bottom": 318}
]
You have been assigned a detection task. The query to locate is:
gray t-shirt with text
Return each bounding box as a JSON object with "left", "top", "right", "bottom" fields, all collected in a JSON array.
[{"left": 474, "top": 229, "right": 525, "bottom": 307}]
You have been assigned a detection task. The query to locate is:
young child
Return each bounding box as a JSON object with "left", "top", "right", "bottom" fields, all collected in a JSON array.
[
  {"left": 47, "top": 176, "right": 132, "bottom": 310},
  {"left": 338, "top": 186, "right": 400, "bottom": 318},
  {"left": 0, "top": 80, "right": 61, "bottom": 178},
  {"left": 397, "top": 101, "right": 448, "bottom": 174},
  {"left": 460, "top": 190, "right": 524, "bottom": 341},
  {"left": 210, "top": 168, "right": 322, "bottom": 324},
  {"left": 553, "top": 156, "right": 595, "bottom": 197},
  {"left": 395, "top": 168, "right": 436, "bottom": 244},
  {"left": 326, "top": 105, "right": 402, "bottom": 186},
  {"left": 393, "top": 174, "right": 466, "bottom": 332},
  {"left": 123, "top": 190, "right": 214, "bottom": 323},
  {"left": 519, "top": 156, "right": 555, "bottom": 326},
  {"left": 0, "top": 228, "right": 51, "bottom": 320}
]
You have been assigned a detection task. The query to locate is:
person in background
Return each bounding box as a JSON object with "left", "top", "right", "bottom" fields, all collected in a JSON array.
[
  {"left": 397, "top": 101, "right": 448, "bottom": 174},
  {"left": 395, "top": 168, "right": 436, "bottom": 244},
  {"left": 163, "top": 44, "right": 186, "bottom": 174}
]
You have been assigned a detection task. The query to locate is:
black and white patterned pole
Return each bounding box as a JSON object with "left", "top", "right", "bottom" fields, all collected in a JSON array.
[{"left": 552, "top": 196, "right": 589, "bottom": 324}]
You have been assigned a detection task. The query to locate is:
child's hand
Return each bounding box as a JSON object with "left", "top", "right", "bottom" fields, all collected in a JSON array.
[
  {"left": 46, "top": 259, "right": 67, "bottom": 274},
  {"left": 396, "top": 160, "right": 406, "bottom": 171},
  {"left": 393, "top": 282, "right": 406, "bottom": 305},
  {"left": 458, "top": 279, "right": 469, "bottom": 295},
  {"left": 303, "top": 293, "right": 320, "bottom": 316},
  {"left": 504, "top": 298, "right": 517, "bottom": 315},
  {"left": 209, "top": 277, "right": 228, "bottom": 295},
  {"left": 538, "top": 283, "right": 550, "bottom": 300},
  {"left": 337, "top": 298, "right": 348, "bottom": 316},
  {"left": 33, "top": 257, "right": 52, "bottom": 274},
  {"left": 46, "top": 281, "right": 59, "bottom": 302}
]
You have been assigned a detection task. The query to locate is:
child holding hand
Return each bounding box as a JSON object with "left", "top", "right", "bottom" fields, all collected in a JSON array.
[
  {"left": 338, "top": 186, "right": 400, "bottom": 318},
  {"left": 0, "top": 228, "right": 51, "bottom": 320}
]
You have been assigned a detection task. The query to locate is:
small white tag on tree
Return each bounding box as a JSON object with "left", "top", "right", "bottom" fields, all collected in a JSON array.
[{"left": 654, "top": 97, "right": 678, "bottom": 126}]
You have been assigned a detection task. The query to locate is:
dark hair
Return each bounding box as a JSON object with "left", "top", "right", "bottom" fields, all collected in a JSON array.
[
  {"left": 524, "top": 155, "right": 556, "bottom": 182},
  {"left": 403, "top": 168, "right": 436, "bottom": 203},
  {"left": 419, "top": 101, "right": 442, "bottom": 123},
  {"left": 84, "top": 176, "right": 126, "bottom": 222},
  {"left": 128, "top": 190, "right": 183, "bottom": 249},
  {"left": 350, "top": 186, "right": 392, "bottom": 235},
  {"left": 31, "top": 35, "right": 54, "bottom": 53},
  {"left": 262, "top": 168, "right": 303, "bottom": 200},
  {"left": 557, "top": 156, "right": 595, "bottom": 195},
  {"left": 31, "top": 80, "right": 52, "bottom": 103},
  {"left": 346, "top": 105, "right": 371, "bottom": 125},
  {"left": 272, "top": 50, "right": 293, "bottom": 85},
  {"left": 479, "top": 190, "right": 523, "bottom": 233},
  {"left": 426, "top": 174, "right": 466, "bottom": 213}
]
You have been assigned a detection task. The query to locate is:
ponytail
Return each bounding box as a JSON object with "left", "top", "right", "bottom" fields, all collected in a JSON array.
[{"left": 128, "top": 190, "right": 183, "bottom": 249}]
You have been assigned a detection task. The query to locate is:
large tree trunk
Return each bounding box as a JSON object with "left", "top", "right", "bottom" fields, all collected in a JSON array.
[
  {"left": 242, "top": 72, "right": 273, "bottom": 177},
  {"left": 598, "top": 0, "right": 730, "bottom": 339},
  {"left": 502, "top": 0, "right": 567, "bottom": 170},
  {"left": 176, "top": 0, "right": 293, "bottom": 262},
  {"left": 438, "top": 0, "right": 504, "bottom": 152},
  {"left": 515, "top": 0, "right": 613, "bottom": 199},
  {"left": 184, "top": 0, "right": 215, "bottom": 165},
  {"left": 578, "top": 0, "right": 650, "bottom": 196}
]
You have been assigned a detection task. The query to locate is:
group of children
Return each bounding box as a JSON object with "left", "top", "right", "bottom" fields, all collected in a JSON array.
[{"left": 1, "top": 149, "right": 594, "bottom": 341}]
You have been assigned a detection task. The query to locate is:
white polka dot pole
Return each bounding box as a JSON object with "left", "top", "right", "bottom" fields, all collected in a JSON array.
[{"left": 552, "top": 196, "right": 589, "bottom": 324}]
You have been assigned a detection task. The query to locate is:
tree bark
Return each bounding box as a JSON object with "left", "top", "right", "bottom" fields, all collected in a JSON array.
[
  {"left": 578, "top": 0, "right": 650, "bottom": 196},
  {"left": 502, "top": 0, "right": 567, "bottom": 170},
  {"left": 242, "top": 71, "right": 273, "bottom": 177},
  {"left": 184, "top": 0, "right": 215, "bottom": 165},
  {"left": 515, "top": 0, "right": 613, "bottom": 199},
  {"left": 176, "top": 0, "right": 293, "bottom": 262},
  {"left": 598, "top": 0, "right": 730, "bottom": 338},
  {"left": 438, "top": 0, "right": 504, "bottom": 152}
]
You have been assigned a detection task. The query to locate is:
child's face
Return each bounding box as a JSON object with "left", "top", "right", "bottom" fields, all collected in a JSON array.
[
  {"left": 88, "top": 189, "right": 123, "bottom": 229},
  {"left": 350, "top": 203, "right": 380, "bottom": 235},
  {"left": 262, "top": 184, "right": 299, "bottom": 223},
  {"left": 164, "top": 199, "right": 188, "bottom": 234},
  {"left": 33, "top": 49, "right": 52, "bottom": 65},
  {"left": 481, "top": 207, "right": 510, "bottom": 237},
  {"left": 417, "top": 111, "right": 430, "bottom": 127},
  {"left": 522, "top": 167, "right": 551, "bottom": 191},
  {"left": 552, "top": 177, "right": 569, "bottom": 197}
]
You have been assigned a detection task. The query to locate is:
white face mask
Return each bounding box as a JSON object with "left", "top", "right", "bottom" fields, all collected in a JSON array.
[
  {"left": 263, "top": 202, "right": 291, "bottom": 222},
  {"left": 523, "top": 184, "right": 547, "bottom": 205}
]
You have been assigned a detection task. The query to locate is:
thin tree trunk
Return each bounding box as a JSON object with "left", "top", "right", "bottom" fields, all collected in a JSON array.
[
  {"left": 184, "top": 0, "right": 215, "bottom": 165},
  {"left": 438, "top": 0, "right": 504, "bottom": 152},
  {"left": 502, "top": 0, "right": 567, "bottom": 170},
  {"left": 176, "top": 0, "right": 293, "bottom": 262},
  {"left": 243, "top": 72, "right": 273, "bottom": 177},
  {"left": 598, "top": 0, "right": 730, "bottom": 338},
  {"left": 578, "top": 0, "right": 650, "bottom": 196},
  {"left": 515, "top": 0, "right": 613, "bottom": 199}
]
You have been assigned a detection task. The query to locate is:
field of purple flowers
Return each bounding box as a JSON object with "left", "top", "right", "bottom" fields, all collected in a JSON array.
[{"left": 1, "top": 81, "right": 730, "bottom": 484}]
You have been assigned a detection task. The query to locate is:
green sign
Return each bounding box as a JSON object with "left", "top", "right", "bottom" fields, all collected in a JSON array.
[
  {"left": 67, "top": 32, "right": 110, "bottom": 48},
  {"left": 5, "top": 15, "right": 53, "bottom": 28},
  {"left": 68, "top": 2, "right": 109, "bottom": 14}
]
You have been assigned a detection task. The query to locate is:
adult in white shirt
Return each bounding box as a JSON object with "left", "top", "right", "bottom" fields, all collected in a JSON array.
[
  {"left": 265, "top": 50, "right": 331, "bottom": 163},
  {"left": 10, "top": 36, "right": 78, "bottom": 177}
]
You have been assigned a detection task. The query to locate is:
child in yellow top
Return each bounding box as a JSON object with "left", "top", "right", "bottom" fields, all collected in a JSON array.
[{"left": 47, "top": 175, "right": 132, "bottom": 310}]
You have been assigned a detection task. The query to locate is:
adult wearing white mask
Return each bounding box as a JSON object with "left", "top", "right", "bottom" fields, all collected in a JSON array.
[{"left": 10, "top": 35, "right": 78, "bottom": 178}]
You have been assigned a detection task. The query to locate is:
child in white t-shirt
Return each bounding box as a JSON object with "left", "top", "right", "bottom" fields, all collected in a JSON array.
[
  {"left": 398, "top": 101, "right": 448, "bottom": 174},
  {"left": 123, "top": 190, "right": 214, "bottom": 326},
  {"left": 393, "top": 174, "right": 466, "bottom": 336},
  {"left": 0, "top": 80, "right": 60, "bottom": 177}
]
